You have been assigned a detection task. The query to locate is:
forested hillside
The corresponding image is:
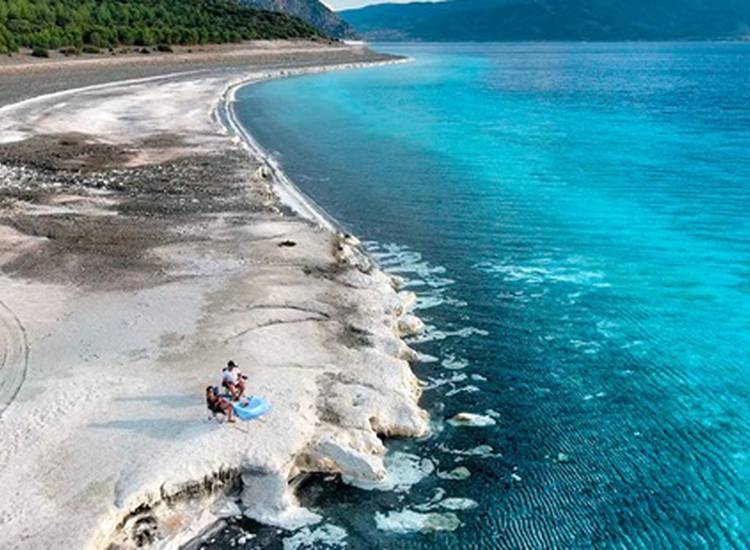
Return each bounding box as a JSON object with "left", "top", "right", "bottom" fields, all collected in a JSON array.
[{"left": 0, "top": 0, "right": 323, "bottom": 54}]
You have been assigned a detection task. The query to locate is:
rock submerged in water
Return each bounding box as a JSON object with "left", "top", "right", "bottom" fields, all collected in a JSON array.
[
  {"left": 447, "top": 412, "right": 496, "bottom": 427},
  {"left": 374, "top": 509, "right": 461, "bottom": 533},
  {"left": 439, "top": 497, "right": 479, "bottom": 511},
  {"left": 437, "top": 466, "right": 471, "bottom": 480}
]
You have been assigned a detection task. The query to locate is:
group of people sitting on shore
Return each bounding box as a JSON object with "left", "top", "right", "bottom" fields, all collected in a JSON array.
[{"left": 205, "top": 360, "right": 247, "bottom": 423}]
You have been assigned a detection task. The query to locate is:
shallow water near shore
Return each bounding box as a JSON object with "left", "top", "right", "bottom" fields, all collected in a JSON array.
[{"left": 213, "top": 43, "right": 750, "bottom": 548}]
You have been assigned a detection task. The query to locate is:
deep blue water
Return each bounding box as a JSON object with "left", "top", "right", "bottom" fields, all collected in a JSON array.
[{"left": 222, "top": 43, "right": 750, "bottom": 548}]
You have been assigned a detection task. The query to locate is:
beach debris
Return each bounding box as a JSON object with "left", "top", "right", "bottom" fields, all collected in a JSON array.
[
  {"left": 375, "top": 509, "right": 461, "bottom": 533},
  {"left": 448, "top": 412, "right": 496, "bottom": 427},
  {"left": 278, "top": 240, "right": 296, "bottom": 247}
]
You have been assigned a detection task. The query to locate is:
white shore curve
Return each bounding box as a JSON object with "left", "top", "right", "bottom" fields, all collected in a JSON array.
[
  {"left": 219, "top": 57, "right": 410, "bottom": 234},
  {"left": 0, "top": 48, "right": 426, "bottom": 549}
]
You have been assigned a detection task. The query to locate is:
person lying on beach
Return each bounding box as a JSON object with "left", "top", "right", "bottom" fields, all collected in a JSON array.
[
  {"left": 222, "top": 360, "right": 247, "bottom": 401},
  {"left": 206, "top": 386, "right": 236, "bottom": 423}
]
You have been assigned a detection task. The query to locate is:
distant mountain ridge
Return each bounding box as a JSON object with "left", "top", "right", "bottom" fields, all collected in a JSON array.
[
  {"left": 340, "top": 0, "right": 750, "bottom": 41},
  {"left": 242, "top": 0, "right": 357, "bottom": 38}
]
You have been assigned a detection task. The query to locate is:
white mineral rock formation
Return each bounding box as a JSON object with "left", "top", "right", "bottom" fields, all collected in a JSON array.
[
  {"left": 0, "top": 51, "right": 426, "bottom": 550},
  {"left": 448, "top": 413, "right": 497, "bottom": 427},
  {"left": 397, "top": 315, "right": 426, "bottom": 337}
]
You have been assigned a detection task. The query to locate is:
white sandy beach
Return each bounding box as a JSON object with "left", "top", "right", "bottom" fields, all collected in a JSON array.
[{"left": 0, "top": 43, "right": 427, "bottom": 548}]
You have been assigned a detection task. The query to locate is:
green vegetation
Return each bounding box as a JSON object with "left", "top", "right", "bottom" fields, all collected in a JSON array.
[{"left": 0, "top": 0, "right": 324, "bottom": 54}]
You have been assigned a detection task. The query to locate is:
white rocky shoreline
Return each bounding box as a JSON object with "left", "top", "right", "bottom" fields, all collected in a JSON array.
[{"left": 0, "top": 44, "right": 431, "bottom": 549}]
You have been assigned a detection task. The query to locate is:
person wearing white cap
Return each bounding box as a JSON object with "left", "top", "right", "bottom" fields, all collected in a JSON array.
[{"left": 221, "top": 360, "right": 247, "bottom": 401}]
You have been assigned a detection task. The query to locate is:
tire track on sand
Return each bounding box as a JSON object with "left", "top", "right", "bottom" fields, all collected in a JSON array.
[{"left": 0, "top": 300, "right": 28, "bottom": 417}]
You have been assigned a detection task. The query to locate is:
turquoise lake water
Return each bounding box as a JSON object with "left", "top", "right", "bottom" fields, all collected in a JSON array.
[{"left": 221, "top": 43, "right": 750, "bottom": 548}]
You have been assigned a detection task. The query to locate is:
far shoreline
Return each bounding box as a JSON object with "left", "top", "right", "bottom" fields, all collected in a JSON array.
[{"left": 0, "top": 39, "right": 399, "bottom": 107}]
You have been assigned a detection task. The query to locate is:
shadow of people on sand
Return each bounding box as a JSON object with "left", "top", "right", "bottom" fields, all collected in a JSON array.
[
  {"left": 89, "top": 418, "right": 205, "bottom": 440},
  {"left": 113, "top": 394, "right": 197, "bottom": 409}
]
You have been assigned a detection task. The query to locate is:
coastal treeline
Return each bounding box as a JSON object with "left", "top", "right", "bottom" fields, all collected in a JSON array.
[{"left": 0, "top": 0, "right": 323, "bottom": 54}]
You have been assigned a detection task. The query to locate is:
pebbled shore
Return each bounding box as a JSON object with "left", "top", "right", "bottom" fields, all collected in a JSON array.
[
  {"left": 0, "top": 40, "right": 397, "bottom": 104},
  {"left": 0, "top": 42, "right": 426, "bottom": 548}
]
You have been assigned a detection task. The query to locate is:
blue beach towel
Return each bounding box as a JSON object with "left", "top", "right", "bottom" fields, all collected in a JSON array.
[{"left": 232, "top": 396, "right": 271, "bottom": 421}]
